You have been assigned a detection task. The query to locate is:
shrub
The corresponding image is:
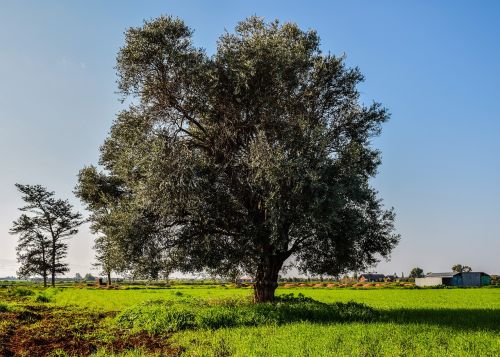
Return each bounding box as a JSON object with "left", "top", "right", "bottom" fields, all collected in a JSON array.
[
  {"left": 116, "top": 300, "right": 196, "bottom": 334},
  {"left": 0, "top": 303, "right": 10, "bottom": 312},
  {"left": 195, "top": 307, "right": 239, "bottom": 329},
  {"left": 115, "top": 294, "right": 378, "bottom": 334},
  {"left": 34, "top": 294, "right": 51, "bottom": 303},
  {"left": 8, "top": 287, "right": 35, "bottom": 297}
]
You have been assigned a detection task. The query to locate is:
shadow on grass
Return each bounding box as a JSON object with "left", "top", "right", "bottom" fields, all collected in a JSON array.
[
  {"left": 114, "top": 294, "right": 500, "bottom": 333},
  {"left": 383, "top": 308, "right": 500, "bottom": 331}
]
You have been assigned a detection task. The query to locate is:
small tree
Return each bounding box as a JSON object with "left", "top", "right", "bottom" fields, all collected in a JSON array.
[
  {"left": 93, "top": 235, "right": 127, "bottom": 286},
  {"left": 409, "top": 267, "right": 424, "bottom": 278},
  {"left": 11, "top": 184, "right": 83, "bottom": 286},
  {"left": 452, "top": 264, "right": 472, "bottom": 273},
  {"left": 84, "top": 273, "right": 96, "bottom": 281}
]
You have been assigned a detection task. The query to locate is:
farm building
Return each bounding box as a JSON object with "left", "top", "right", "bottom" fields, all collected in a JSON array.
[
  {"left": 239, "top": 276, "right": 254, "bottom": 283},
  {"left": 415, "top": 272, "right": 491, "bottom": 287},
  {"left": 359, "top": 273, "right": 386, "bottom": 282}
]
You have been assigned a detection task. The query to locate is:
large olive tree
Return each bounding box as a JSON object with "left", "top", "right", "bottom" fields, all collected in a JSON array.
[{"left": 77, "top": 16, "right": 399, "bottom": 302}]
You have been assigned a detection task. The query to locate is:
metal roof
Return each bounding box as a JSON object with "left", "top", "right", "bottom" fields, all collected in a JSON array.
[
  {"left": 360, "top": 273, "right": 385, "bottom": 278},
  {"left": 426, "top": 272, "right": 456, "bottom": 278},
  {"left": 426, "top": 272, "right": 490, "bottom": 278}
]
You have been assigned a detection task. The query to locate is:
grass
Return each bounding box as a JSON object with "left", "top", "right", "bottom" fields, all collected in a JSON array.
[
  {"left": 0, "top": 285, "right": 499, "bottom": 356},
  {"left": 172, "top": 322, "right": 500, "bottom": 357},
  {"left": 115, "top": 294, "right": 378, "bottom": 333},
  {"left": 38, "top": 284, "right": 500, "bottom": 311}
]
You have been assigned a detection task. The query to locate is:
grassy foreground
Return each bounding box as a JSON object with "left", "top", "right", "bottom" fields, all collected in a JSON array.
[{"left": 0, "top": 285, "right": 499, "bottom": 356}]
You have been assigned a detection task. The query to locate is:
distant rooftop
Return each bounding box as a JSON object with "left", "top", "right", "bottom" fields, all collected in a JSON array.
[
  {"left": 426, "top": 272, "right": 490, "bottom": 278},
  {"left": 426, "top": 272, "right": 456, "bottom": 278}
]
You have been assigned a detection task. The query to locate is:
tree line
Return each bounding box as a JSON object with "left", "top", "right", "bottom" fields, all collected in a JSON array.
[{"left": 409, "top": 264, "right": 473, "bottom": 278}]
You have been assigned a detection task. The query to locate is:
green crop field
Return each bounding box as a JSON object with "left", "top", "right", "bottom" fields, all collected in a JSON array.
[{"left": 1, "top": 285, "right": 499, "bottom": 356}]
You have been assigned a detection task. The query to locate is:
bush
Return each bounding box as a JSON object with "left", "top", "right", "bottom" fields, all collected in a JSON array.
[
  {"left": 0, "top": 303, "right": 10, "bottom": 312},
  {"left": 8, "top": 287, "right": 35, "bottom": 297},
  {"left": 115, "top": 294, "right": 378, "bottom": 333},
  {"left": 195, "top": 307, "right": 239, "bottom": 329},
  {"left": 116, "top": 300, "right": 196, "bottom": 334},
  {"left": 34, "top": 294, "right": 51, "bottom": 303}
]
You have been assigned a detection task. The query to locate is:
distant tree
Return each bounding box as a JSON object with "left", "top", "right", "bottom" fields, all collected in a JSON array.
[
  {"left": 74, "top": 273, "right": 83, "bottom": 281},
  {"left": 409, "top": 267, "right": 424, "bottom": 278},
  {"left": 211, "top": 266, "right": 243, "bottom": 285},
  {"left": 93, "top": 235, "right": 127, "bottom": 286},
  {"left": 10, "top": 184, "right": 83, "bottom": 287},
  {"left": 452, "top": 264, "right": 472, "bottom": 273},
  {"left": 84, "top": 273, "right": 96, "bottom": 281},
  {"left": 9, "top": 217, "right": 50, "bottom": 286},
  {"left": 76, "top": 16, "right": 399, "bottom": 302}
]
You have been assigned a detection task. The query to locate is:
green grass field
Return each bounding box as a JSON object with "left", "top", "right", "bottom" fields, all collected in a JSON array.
[{"left": 1, "top": 285, "right": 499, "bottom": 356}]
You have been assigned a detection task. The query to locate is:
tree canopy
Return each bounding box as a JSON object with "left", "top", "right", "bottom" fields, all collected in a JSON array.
[
  {"left": 452, "top": 264, "right": 472, "bottom": 273},
  {"left": 77, "top": 16, "right": 399, "bottom": 302},
  {"left": 409, "top": 267, "right": 424, "bottom": 278}
]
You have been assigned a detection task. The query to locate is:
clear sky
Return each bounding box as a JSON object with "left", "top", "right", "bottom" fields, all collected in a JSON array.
[{"left": 1, "top": 1, "right": 499, "bottom": 277}]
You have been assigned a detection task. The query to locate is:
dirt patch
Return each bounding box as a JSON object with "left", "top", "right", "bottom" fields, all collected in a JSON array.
[{"left": 0, "top": 304, "right": 181, "bottom": 356}]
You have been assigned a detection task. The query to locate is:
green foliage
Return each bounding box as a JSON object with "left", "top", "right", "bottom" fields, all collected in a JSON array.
[
  {"left": 171, "top": 322, "right": 500, "bottom": 357},
  {"left": 116, "top": 300, "right": 196, "bottom": 333},
  {"left": 34, "top": 293, "right": 51, "bottom": 303},
  {"left": 409, "top": 267, "right": 424, "bottom": 278},
  {"left": 115, "top": 295, "right": 378, "bottom": 333},
  {"left": 452, "top": 264, "right": 472, "bottom": 273},
  {"left": 8, "top": 287, "right": 35, "bottom": 297},
  {"left": 0, "top": 302, "right": 10, "bottom": 312}
]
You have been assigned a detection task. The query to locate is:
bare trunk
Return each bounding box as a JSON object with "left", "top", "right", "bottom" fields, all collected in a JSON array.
[
  {"left": 107, "top": 271, "right": 111, "bottom": 287},
  {"left": 41, "top": 243, "right": 47, "bottom": 288},
  {"left": 253, "top": 257, "right": 283, "bottom": 303},
  {"left": 51, "top": 241, "right": 56, "bottom": 287}
]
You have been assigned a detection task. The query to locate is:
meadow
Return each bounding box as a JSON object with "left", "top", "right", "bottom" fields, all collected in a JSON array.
[{"left": 1, "top": 284, "right": 499, "bottom": 356}]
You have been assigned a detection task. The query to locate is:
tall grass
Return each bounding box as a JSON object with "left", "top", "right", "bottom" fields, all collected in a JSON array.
[
  {"left": 171, "top": 322, "right": 500, "bottom": 357},
  {"left": 115, "top": 294, "right": 378, "bottom": 333}
]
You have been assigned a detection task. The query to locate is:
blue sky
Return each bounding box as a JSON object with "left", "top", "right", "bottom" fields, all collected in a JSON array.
[{"left": 1, "top": 1, "right": 499, "bottom": 277}]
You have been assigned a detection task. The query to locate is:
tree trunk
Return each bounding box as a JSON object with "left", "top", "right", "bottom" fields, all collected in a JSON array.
[
  {"left": 51, "top": 241, "right": 56, "bottom": 287},
  {"left": 253, "top": 257, "right": 283, "bottom": 303},
  {"left": 107, "top": 271, "right": 111, "bottom": 287},
  {"left": 41, "top": 244, "right": 47, "bottom": 288}
]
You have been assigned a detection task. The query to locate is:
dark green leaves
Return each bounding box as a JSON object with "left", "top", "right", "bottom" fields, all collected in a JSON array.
[{"left": 78, "top": 16, "right": 399, "bottom": 296}]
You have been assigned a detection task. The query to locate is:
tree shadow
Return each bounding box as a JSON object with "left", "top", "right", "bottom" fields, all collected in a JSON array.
[{"left": 382, "top": 308, "right": 500, "bottom": 332}]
